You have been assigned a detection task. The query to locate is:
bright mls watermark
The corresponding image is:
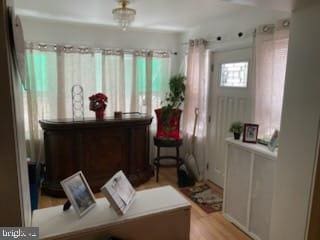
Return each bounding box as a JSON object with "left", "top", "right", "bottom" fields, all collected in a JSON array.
[{"left": 0, "top": 228, "right": 39, "bottom": 239}]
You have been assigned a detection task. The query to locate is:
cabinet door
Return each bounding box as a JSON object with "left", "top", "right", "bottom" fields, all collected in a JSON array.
[
  {"left": 249, "top": 155, "right": 275, "bottom": 240},
  {"left": 224, "top": 145, "right": 252, "bottom": 227},
  {"left": 129, "top": 126, "right": 149, "bottom": 172},
  {"left": 80, "top": 128, "right": 129, "bottom": 188},
  {"left": 45, "top": 131, "right": 78, "bottom": 183}
]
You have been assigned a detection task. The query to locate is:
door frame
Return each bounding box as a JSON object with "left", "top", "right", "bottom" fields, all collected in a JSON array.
[
  {"left": 0, "top": 0, "right": 31, "bottom": 226},
  {"left": 307, "top": 122, "right": 320, "bottom": 240}
]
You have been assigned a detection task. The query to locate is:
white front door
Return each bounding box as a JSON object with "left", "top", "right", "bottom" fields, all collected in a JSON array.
[{"left": 207, "top": 48, "right": 254, "bottom": 187}]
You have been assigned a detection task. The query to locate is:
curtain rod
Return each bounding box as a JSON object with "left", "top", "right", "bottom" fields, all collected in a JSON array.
[
  {"left": 181, "top": 31, "right": 255, "bottom": 46},
  {"left": 25, "top": 42, "right": 178, "bottom": 56}
]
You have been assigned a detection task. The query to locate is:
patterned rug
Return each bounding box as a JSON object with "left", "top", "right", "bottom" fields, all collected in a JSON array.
[{"left": 180, "top": 183, "right": 223, "bottom": 214}]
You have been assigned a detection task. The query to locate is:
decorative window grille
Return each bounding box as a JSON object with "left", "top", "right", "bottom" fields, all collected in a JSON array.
[{"left": 220, "top": 62, "right": 249, "bottom": 88}]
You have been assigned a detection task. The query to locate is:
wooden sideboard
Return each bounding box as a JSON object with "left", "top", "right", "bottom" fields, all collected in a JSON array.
[{"left": 40, "top": 115, "right": 153, "bottom": 197}]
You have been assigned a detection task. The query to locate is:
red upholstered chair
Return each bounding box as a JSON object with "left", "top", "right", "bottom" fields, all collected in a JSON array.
[{"left": 153, "top": 108, "right": 183, "bottom": 182}]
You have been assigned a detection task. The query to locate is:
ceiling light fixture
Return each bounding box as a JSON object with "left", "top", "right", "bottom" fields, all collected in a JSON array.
[{"left": 112, "top": 0, "right": 136, "bottom": 31}]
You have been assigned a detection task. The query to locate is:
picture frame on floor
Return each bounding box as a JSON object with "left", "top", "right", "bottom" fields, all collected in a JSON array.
[
  {"left": 61, "top": 171, "right": 96, "bottom": 218},
  {"left": 243, "top": 123, "right": 259, "bottom": 143}
]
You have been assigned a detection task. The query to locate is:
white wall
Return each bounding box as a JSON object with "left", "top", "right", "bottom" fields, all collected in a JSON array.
[
  {"left": 20, "top": 16, "right": 183, "bottom": 75},
  {"left": 270, "top": 1, "right": 320, "bottom": 239}
]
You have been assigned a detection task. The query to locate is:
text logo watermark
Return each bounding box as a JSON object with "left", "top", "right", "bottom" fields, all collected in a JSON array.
[{"left": 0, "top": 228, "right": 39, "bottom": 240}]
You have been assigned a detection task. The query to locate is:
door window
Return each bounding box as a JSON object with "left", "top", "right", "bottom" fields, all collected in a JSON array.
[{"left": 220, "top": 61, "right": 249, "bottom": 88}]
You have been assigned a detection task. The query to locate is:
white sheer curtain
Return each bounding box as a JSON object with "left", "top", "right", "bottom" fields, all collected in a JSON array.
[
  {"left": 60, "top": 50, "right": 101, "bottom": 118},
  {"left": 182, "top": 39, "right": 209, "bottom": 179},
  {"left": 104, "top": 52, "right": 170, "bottom": 129},
  {"left": 102, "top": 53, "right": 125, "bottom": 115},
  {"left": 25, "top": 48, "right": 58, "bottom": 163},
  {"left": 254, "top": 20, "right": 289, "bottom": 140},
  {"left": 24, "top": 44, "right": 171, "bottom": 163}
]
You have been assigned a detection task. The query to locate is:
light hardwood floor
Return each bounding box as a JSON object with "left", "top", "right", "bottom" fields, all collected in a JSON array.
[{"left": 40, "top": 168, "right": 251, "bottom": 240}]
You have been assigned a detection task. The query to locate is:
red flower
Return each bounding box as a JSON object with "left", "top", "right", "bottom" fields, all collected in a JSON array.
[
  {"left": 89, "top": 93, "right": 108, "bottom": 112},
  {"left": 89, "top": 93, "right": 108, "bottom": 102}
]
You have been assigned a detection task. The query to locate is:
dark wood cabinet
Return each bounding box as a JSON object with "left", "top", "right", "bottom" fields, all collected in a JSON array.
[{"left": 40, "top": 115, "right": 153, "bottom": 197}]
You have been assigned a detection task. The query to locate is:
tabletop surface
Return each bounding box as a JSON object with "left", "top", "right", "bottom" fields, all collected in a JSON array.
[{"left": 32, "top": 186, "right": 191, "bottom": 239}]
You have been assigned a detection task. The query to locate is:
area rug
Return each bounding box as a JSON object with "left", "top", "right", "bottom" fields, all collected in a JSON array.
[{"left": 180, "top": 183, "right": 223, "bottom": 214}]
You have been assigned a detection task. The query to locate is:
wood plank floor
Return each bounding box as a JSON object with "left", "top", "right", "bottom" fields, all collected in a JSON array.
[{"left": 40, "top": 168, "right": 251, "bottom": 240}]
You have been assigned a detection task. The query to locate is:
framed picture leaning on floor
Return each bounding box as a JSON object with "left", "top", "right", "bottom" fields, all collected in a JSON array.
[
  {"left": 61, "top": 171, "right": 96, "bottom": 218},
  {"left": 243, "top": 123, "right": 259, "bottom": 143}
]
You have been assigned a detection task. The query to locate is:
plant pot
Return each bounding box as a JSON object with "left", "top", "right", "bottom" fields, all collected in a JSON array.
[
  {"left": 234, "top": 132, "right": 241, "bottom": 140},
  {"left": 95, "top": 109, "right": 105, "bottom": 120}
]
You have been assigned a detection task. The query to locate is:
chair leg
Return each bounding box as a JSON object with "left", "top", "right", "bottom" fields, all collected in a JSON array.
[
  {"left": 176, "top": 146, "right": 180, "bottom": 177},
  {"left": 155, "top": 146, "right": 160, "bottom": 182}
]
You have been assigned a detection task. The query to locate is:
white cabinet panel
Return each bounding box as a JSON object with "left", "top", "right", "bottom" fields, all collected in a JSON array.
[
  {"left": 225, "top": 145, "right": 251, "bottom": 226},
  {"left": 249, "top": 155, "right": 275, "bottom": 240},
  {"left": 223, "top": 138, "right": 277, "bottom": 240}
]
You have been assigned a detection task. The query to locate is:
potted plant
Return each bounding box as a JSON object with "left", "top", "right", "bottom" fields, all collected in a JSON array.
[
  {"left": 155, "top": 74, "right": 186, "bottom": 139},
  {"left": 229, "top": 121, "right": 244, "bottom": 140}
]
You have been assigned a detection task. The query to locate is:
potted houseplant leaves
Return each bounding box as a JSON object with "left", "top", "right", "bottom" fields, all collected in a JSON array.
[
  {"left": 229, "top": 121, "right": 244, "bottom": 140},
  {"left": 155, "top": 74, "right": 186, "bottom": 139}
]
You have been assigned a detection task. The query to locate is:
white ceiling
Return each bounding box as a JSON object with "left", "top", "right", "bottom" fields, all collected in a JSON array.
[{"left": 15, "top": 0, "right": 292, "bottom": 32}]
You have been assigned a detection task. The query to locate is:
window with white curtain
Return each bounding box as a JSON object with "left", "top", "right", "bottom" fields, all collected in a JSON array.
[{"left": 23, "top": 46, "right": 171, "bottom": 141}]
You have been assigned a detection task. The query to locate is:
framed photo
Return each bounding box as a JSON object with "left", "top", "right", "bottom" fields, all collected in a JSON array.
[
  {"left": 243, "top": 123, "right": 259, "bottom": 143},
  {"left": 101, "top": 170, "right": 136, "bottom": 216},
  {"left": 61, "top": 171, "right": 96, "bottom": 218}
]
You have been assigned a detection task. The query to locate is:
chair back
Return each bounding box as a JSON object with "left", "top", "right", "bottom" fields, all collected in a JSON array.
[{"left": 155, "top": 108, "right": 182, "bottom": 140}]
